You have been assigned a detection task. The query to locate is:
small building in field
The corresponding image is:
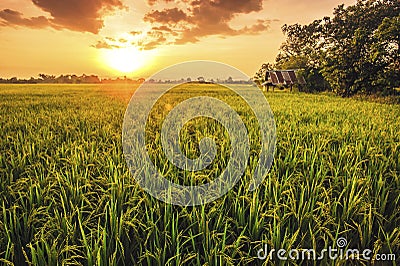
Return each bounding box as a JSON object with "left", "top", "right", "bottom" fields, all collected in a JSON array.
[{"left": 262, "top": 70, "right": 306, "bottom": 92}]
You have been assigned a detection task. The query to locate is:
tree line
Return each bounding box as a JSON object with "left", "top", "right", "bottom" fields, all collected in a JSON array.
[
  {"left": 0, "top": 74, "right": 146, "bottom": 84},
  {"left": 256, "top": 0, "right": 399, "bottom": 96},
  {"left": 0, "top": 74, "right": 252, "bottom": 85}
]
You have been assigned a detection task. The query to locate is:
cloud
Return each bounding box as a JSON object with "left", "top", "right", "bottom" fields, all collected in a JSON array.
[
  {"left": 91, "top": 40, "right": 121, "bottom": 49},
  {"left": 151, "top": 25, "right": 179, "bottom": 36},
  {"left": 0, "top": 9, "right": 51, "bottom": 29},
  {"left": 238, "top": 19, "right": 273, "bottom": 34},
  {"left": 0, "top": 0, "right": 126, "bottom": 33},
  {"left": 131, "top": 30, "right": 171, "bottom": 50},
  {"left": 147, "top": 0, "right": 177, "bottom": 6},
  {"left": 142, "top": 36, "right": 167, "bottom": 50},
  {"left": 141, "top": 30, "right": 169, "bottom": 50},
  {"left": 92, "top": 34, "right": 140, "bottom": 49},
  {"left": 144, "top": 7, "right": 187, "bottom": 24},
  {"left": 152, "top": 25, "right": 173, "bottom": 32},
  {"left": 206, "top": 0, "right": 263, "bottom": 14},
  {"left": 130, "top": 30, "right": 142, "bottom": 35},
  {"left": 141, "top": 0, "right": 274, "bottom": 49}
]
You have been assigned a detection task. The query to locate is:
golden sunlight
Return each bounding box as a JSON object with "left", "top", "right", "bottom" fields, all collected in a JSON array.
[{"left": 102, "top": 47, "right": 148, "bottom": 73}]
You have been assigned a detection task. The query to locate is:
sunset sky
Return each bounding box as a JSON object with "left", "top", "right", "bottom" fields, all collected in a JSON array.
[{"left": 0, "top": 0, "right": 356, "bottom": 79}]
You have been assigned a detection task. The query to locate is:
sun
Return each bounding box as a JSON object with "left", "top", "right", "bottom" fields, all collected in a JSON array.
[{"left": 103, "top": 47, "right": 147, "bottom": 73}]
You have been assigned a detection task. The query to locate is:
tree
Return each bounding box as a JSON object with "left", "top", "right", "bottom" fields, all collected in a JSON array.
[
  {"left": 275, "top": 19, "right": 328, "bottom": 92},
  {"left": 274, "top": 0, "right": 400, "bottom": 96},
  {"left": 38, "top": 74, "right": 56, "bottom": 83},
  {"left": 226, "top": 76, "right": 233, "bottom": 83},
  {"left": 369, "top": 15, "right": 400, "bottom": 93},
  {"left": 253, "top": 63, "right": 273, "bottom": 86},
  {"left": 320, "top": 0, "right": 399, "bottom": 95}
]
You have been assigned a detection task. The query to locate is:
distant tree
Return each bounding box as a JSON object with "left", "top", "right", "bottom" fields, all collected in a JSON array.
[
  {"left": 38, "top": 74, "right": 56, "bottom": 83},
  {"left": 70, "top": 75, "right": 79, "bottom": 84},
  {"left": 56, "top": 75, "right": 70, "bottom": 83},
  {"left": 85, "top": 75, "right": 101, "bottom": 83},
  {"left": 29, "top": 77, "right": 38, "bottom": 83}
]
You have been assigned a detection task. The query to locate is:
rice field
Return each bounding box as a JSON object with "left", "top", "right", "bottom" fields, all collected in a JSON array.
[{"left": 0, "top": 84, "right": 399, "bottom": 265}]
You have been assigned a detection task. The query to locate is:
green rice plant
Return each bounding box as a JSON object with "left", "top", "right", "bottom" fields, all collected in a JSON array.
[{"left": 0, "top": 84, "right": 399, "bottom": 265}]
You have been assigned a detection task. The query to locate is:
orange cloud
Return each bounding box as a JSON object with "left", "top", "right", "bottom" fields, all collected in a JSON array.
[
  {"left": 141, "top": 0, "right": 274, "bottom": 49},
  {"left": 0, "top": 9, "right": 51, "bottom": 28},
  {"left": 0, "top": 0, "right": 126, "bottom": 33},
  {"left": 130, "top": 30, "right": 142, "bottom": 35},
  {"left": 144, "top": 7, "right": 188, "bottom": 24},
  {"left": 140, "top": 30, "right": 170, "bottom": 50},
  {"left": 91, "top": 40, "right": 121, "bottom": 49},
  {"left": 147, "top": 0, "right": 177, "bottom": 6}
]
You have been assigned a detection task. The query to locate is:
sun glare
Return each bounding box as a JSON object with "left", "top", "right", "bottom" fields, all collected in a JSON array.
[{"left": 103, "top": 47, "right": 148, "bottom": 73}]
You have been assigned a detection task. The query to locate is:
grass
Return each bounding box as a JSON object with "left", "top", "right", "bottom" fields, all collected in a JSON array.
[{"left": 0, "top": 84, "right": 399, "bottom": 265}]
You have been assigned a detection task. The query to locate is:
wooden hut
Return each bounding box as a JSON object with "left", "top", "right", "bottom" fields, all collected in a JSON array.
[{"left": 262, "top": 70, "right": 306, "bottom": 92}]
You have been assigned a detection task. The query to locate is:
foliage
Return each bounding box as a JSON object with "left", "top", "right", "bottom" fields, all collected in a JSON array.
[
  {"left": 252, "top": 63, "right": 273, "bottom": 86},
  {"left": 274, "top": 0, "right": 400, "bottom": 96},
  {"left": 0, "top": 74, "right": 148, "bottom": 84},
  {"left": 0, "top": 84, "right": 399, "bottom": 265}
]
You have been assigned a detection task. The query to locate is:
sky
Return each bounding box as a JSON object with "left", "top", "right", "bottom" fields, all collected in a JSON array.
[{"left": 0, "top": 0, "right": 356, "bottom": 79}]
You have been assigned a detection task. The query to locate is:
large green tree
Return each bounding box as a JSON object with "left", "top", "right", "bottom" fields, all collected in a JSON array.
[
  {"left": 275, "top": 19, "right": 329, "bottom": 92},
  {"left": 369, "top": 15, "right": 400, "bottom": 93},
  {"left": 275, "top": 0, "right": 400, "bottom": 96}
]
